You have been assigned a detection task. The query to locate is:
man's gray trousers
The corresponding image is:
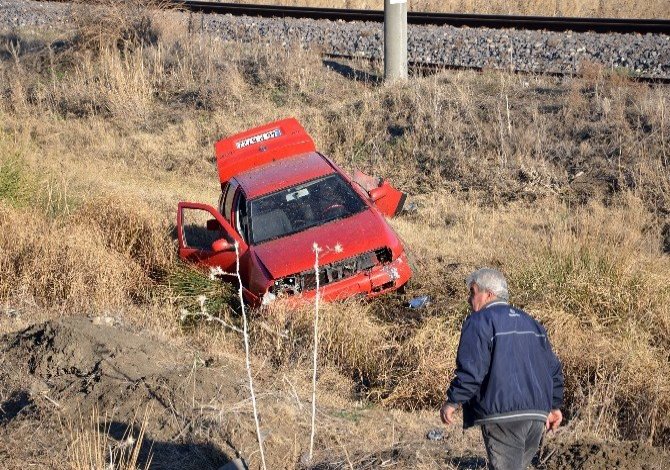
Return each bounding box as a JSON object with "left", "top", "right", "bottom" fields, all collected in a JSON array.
[{"left": 481, "top": 420, "right": 545, "bottom": 470}]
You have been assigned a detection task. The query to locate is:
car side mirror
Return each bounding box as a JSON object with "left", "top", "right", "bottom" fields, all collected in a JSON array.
[
  {"left": 207, "top": 218, "right": 222, "bottom": 231},
  {"left": 211, "top": 238, "right": 235, "bottom": 253},
  {"left": 368, "top": 186, "right": 386, "bottom": 202}
]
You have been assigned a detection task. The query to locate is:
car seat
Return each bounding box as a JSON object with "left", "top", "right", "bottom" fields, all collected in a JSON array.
[{"left": 252, "top": 209, "right": 292, "bottom": 242}]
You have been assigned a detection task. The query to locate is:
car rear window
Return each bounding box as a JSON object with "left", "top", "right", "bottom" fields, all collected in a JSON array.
[{"left": 248, "top": 174, "right": 367, "bottom": 244}]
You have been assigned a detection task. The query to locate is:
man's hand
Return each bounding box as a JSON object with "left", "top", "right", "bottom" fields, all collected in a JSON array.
[
  {"left": 440, "top": 402, "right": 458, "bottom": 425},
  {"left": 546, "top": 409, "right": 562, "bottom": 432}
]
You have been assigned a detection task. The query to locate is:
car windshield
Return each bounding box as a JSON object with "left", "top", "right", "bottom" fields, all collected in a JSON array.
[{"left": 248, "top": 174, "right": 367, "bottom": 244}]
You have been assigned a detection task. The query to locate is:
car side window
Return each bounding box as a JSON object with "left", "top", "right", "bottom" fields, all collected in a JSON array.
[
  {"left": 221, "top": 180, "right": 239, "bottom": 221},
  {"left": 218, "top": 185, "right": 228, "bottom": 215},
  {"left": 235, "top": 192, "right": 249, "bottom": 243}
]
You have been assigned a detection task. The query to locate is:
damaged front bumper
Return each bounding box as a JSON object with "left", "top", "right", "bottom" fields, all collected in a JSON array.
[{"left": 263, "top": 252, "right": 411, "bottom": 305}]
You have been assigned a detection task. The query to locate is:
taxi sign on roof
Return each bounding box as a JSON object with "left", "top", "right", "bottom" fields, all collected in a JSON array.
[{"left": 235, "top": 128, "right": 282, "bottom": 149}]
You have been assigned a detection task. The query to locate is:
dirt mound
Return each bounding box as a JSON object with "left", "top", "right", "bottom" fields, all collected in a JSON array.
[
  {"left": 0, "top": 317, "right": 253, "bottom": 469},
  {"left": 542, "top": 440, "right": 669, "bottom": 470}
]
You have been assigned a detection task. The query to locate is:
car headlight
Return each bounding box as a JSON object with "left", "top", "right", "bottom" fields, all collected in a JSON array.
[
  {"left": 262, "top": 292, "right": 277, "bottom": 306},
  {"left": 270, "top": 276, "right": 301, "bottom": 295}
]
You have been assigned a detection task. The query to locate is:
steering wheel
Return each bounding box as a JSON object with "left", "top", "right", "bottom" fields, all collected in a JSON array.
[{"left": 323, "top": 203, "right": 346, "bottom": 217}]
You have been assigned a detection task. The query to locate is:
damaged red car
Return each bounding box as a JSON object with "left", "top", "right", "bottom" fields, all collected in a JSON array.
[{"left": 176, "top": 118, "right": 411, "bottom": 306}]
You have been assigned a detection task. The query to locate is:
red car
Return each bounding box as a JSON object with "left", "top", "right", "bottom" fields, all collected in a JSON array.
[{"left": 176, "top": 118, "right": 411, "bottom": 306}]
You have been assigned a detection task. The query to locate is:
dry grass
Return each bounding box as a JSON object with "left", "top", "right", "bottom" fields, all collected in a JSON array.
[
  {"left": 67, "top": 407, "right": 152, "bottom": 470},
  {"left": 70, "top": 0, "right": 162, "bottom": 52},
  {"left": 0, "top": 2, "right": 669, "bottom": 462},
  {"left": 226, "top": 0, "right": 670, "bottom": 19},
  {"left": 0, "top": 147, "right": 173, "bottom": 309},
  {"left": 75, "top": 196, "right": 173, "bottom": 276},
  {"left": 253, "top": 301, "right": 392, "bottom": 383}
]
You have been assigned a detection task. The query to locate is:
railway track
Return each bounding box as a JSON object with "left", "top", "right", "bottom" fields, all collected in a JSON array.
[
  {"left": 166, "top": 1, "right": 669, "bottom": 84},
  {"left": 19, "top": 0, "right": 670, "bottom": 83},
  {"left": 170, "top": 1, "right": 670, "bottom": 35}
]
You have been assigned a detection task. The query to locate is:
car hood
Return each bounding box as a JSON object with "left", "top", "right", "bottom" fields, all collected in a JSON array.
[{"left": 251, "top": 208, "right": 398, "bottom": 279}]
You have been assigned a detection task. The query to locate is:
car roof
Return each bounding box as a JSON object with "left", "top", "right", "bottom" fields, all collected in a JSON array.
[{"left": 235, "top": 152, "right": 336, "bottom": 199}]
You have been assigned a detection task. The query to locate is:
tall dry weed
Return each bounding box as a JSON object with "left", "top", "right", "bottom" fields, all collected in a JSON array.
[
  {"left": 74, "top": 196, "right": 173, "bottom": 276},
  {"left": 498, "top": 197, "right": 670, "bottom": 444},
  {"left": 0, "top": 204, "right": 147, "bottom": 309},
  {"left": 4, "top": 19, "right": 667, "bottom": 214},
  {"left": 271, "top": 192, "right": 670, "bottom": 444},
  {"left": 60, "top": 47, "right": 156, "bottom": 126},
  {"left": 0, "top": 182, "right": 173, "bottom": 309},
  {"left": 382, "top": 317, "right": 460, "bottom": 409},
  {"left": 540, "top": 309, "right": 669, "bottom": 444},
  {"left": 254, "top": 301, "right": 392, "bottom": 386},
  {"left": 71, "top": 0, "right": 161, "bottom": 53}
]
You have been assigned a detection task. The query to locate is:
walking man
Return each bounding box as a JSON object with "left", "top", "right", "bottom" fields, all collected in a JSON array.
[{"left": 440, "top": 268, "right": 564, "bottom": 470}]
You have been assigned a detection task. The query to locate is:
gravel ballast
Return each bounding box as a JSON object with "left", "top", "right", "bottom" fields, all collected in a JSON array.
[{"left": 1, "top": 0, "right": 668, "bottom": 79}]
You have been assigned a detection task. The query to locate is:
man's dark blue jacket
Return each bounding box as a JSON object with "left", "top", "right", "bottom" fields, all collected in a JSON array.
[{"left": 446, "top": 300, "right": 564, "bottom": 428}]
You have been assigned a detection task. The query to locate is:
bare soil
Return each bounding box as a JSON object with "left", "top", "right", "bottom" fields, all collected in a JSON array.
[
  {"left": 1, "top": 317, "right": 667, "bottom": 469},
  {"left": 541, "top": 440, "right": 669, "bottom": 469},
  {"left": 0, "top": 316, "right": 255, "bottom": 469}
]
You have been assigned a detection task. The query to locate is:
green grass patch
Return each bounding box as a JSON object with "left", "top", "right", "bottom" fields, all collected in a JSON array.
[
  {"left": 0, "top": 134, "right": 73, "bottom": 216},
  {"left": 162, "top": 262, "right": 237, "bottom": 326},
  {"left": 330, "top": 406, "right": 371, "bottom": 424},
  {"left": 0, "top": 152, "right": 36, "bottom": 207}
]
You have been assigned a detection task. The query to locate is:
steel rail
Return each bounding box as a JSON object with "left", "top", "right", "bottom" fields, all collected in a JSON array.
[
  {"left": 324, "top": 53, "right": 670, "bottom": 85},
  {"left": 170, "top": 1, "right": 670, "bottom": 35}
]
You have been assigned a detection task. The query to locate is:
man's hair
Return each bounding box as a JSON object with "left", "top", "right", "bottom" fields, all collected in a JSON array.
[{"left": 466, "top": 268, "right": 509, "bottom": 301}]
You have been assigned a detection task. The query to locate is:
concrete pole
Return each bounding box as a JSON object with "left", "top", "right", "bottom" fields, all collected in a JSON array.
[{"left": 384, "top": 0, "right": 408, "bottom": 81}]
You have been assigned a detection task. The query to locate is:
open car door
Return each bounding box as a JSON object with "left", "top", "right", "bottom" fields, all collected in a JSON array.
[
  {"left": 351, "top": 170, "right": 406, "bottom": 218},
  {"left": 176, "top": 202, "right": 248, "bottom": 275}
]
